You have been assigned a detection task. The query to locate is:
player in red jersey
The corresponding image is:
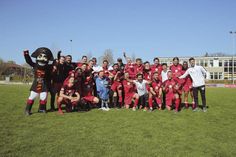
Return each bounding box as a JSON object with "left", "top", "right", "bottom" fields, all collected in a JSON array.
[
  {"left": 182, "top": 61, "right": 195, "bottom": 108},
  {"left": 150, "top": 72, "right": 163, "bottom": 110},
  {"left": 122, "top": 72, "right": 139, "bottom": 109},
  {"left": 143, "top": 61, "right": 154, "bottom": 111},
  {"left": 57, "top": 76, "right": 80, "bottom": 115},
  {"left": 135, "top": 58, "right": 144, "bottom": 74},
  {"left": 102, "top": 60, "right": 110, "bottom": 77},
  {"left": 170, "top": 57, "right": 184, "bottom": 83},
  {"left": 124, "top": 55, "right": 136, "bottom": 80},
  {"left": 80, "top": 71, "right": 99, "bottom": 105},
  {"left": 151, "top": 57, "right": 163, "bottom": 76},
  {"left": 77, "top": 55, "right": 87, "bottom": 67},
  {"left": 110, "top": 63, "right": 124, "bottom": 108},
  {"left": 163, "top": 71, "right": 181, "bottom": 112}
]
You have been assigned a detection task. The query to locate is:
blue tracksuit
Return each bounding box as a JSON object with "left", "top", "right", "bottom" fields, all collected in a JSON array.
[{"left": 95, "top": 76, "right": 110, "bottom": 100}]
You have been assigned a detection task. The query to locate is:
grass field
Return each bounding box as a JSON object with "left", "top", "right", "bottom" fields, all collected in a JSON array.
[{"left": 0, "top": 85, "right": 236, "bottom": 157}]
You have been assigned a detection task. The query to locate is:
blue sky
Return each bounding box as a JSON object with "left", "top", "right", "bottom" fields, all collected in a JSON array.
[{"left": 0, "top": 0, "right": 236, "bottom": 64}]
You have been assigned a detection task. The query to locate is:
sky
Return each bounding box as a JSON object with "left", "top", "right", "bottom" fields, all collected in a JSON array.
[{"left": 0, "top": 0, "right": 236, "bottom": 64}]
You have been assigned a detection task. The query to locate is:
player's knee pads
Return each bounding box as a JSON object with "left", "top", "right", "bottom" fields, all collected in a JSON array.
[
  {"left": 40, "top": 100, "right": 47, "bottom": 105},
  {"left": 27, "top": 99, "right": 34, "bottom": 105}
]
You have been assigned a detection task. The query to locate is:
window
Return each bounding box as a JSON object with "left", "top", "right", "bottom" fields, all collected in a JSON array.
[
  {"left": 224, "top": 67, "right": 228, "bottom": 72},
  {"left": 214, "top": 72, "right": 218, "bottom": 79},
  {"left": 210, "top": 72, "right": 213, "bottom": 80},
  {"left": 200, "top": 60, "right": 204, "bottom": 66},
  {"left": 204, "top": 61, "right": 208, "bottom": 67},
  {"left": 229, "top": 60, "right": 232, "bottom": 66},
  {"left": 219, "top": 72, "right": 223, "bottom": 80},
  {"left": 219, "top": 60, "right": 222, "bottom": 67},
  {"left": 224, "top": 60, "right": 228, "bottom": 66},
  {"left": 210, "top": 60, "right": 213, "bottom": 67}
]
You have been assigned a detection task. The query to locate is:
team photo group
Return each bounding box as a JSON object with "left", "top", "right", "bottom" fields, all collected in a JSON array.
[{"left": 23, "top": 47, "right": 208, "bottom": 115}]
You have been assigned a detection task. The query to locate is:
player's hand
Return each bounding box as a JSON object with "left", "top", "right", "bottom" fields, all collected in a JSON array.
[{"left": 23, "top": 50, "right": 29, "bottom": 55}]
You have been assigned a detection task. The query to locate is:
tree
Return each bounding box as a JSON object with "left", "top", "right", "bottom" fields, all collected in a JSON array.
[
  {"left": 131, "top": 52, "right": 136, "bottom": 62},
  {"left": 98, "top": 49, "right": 114, "bottom": 65},
  {"left": 0, "top": 58, "right": 7, "bottom": 76}
]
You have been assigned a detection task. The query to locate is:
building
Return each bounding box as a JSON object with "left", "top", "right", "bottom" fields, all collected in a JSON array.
[{"left": 159, "top": 56, "right": 236, "bottom": 80}]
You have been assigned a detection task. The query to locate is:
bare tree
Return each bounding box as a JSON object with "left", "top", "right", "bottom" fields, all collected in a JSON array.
[
  {"left": 131, "top": 52, "right": 136, "bottom": 62},
  {"left": 99, "top": 49, "right": 114, "bottom": 65},
  {"left": 86, "top": 51, "right": 93, "bottom": 60}
]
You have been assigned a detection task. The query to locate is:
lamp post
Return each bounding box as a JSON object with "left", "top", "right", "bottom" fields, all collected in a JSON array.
[
  {"left": 230, "top": 31, "right": 236, "bottom": 84},
  {"left": 70, "top": 39, "right": 73, "bottom": 54}
]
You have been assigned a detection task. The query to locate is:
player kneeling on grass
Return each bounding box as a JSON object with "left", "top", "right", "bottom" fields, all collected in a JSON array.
[
  {"left": 95, "top": 69, "right": 111, "bottom": 111},
  {"left": 130, "top": 73, "right": 151, "bottom": 111},
  {"left": 57, "top": 76, "right": 80, "bottom": 115},
  {"left": 163, "top": 71, "right": 181, "bottom": 112},
  {"left": 150, "top": 72, "right": 163, "bottom": 110}
]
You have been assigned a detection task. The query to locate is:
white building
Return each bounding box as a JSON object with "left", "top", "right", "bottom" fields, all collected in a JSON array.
[{"left": 159, "top": 56, "right": 236, "bottom": 80}]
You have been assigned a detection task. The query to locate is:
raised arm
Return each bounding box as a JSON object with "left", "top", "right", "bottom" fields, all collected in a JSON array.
[{"left": 23, "top": 50, "right": 35, "bottom": 67}]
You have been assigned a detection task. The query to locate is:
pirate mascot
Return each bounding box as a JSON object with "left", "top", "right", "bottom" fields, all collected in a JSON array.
[{"left": 23, "top": 47, "right": 54, "bottom": 115}]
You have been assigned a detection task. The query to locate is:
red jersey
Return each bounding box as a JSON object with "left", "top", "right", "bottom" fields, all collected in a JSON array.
[
  {"left": 151, "top": 64, "right": 162, "bottom": 75},
  {"left": 143, "top": 69, "right": 152, "bottom": 81},
  {"left": 110, "top": 70, "right": 124, "bottom": 82},
  {"left": 122, "top": 80, "right": 136, "bottom": 95},
  {"left": 170, "top": 64, "right": 183, "bottom": 79},
  {"left": 124, "top": 63, "right": 136, "bottom": 79},
  {"left": 163, "top": 79, "right": 181, "bottom": 96},
  {"left": 82, "top": 76, "right": 94, "bottom": 96},
  {"left": 61, "top": 84, "right": 77, "bottom": 97},
  {"left": 182, "top": 68, "right": 193, "bottom": 91},
  {"left": 151, "top": 79, "right": 162, "bottom": 94},
  {"left": 77, "top": 62, "right": 83, "bottom": 68},
  {"left": 135, "top": 64, "right": 144, "bottom": 74}
]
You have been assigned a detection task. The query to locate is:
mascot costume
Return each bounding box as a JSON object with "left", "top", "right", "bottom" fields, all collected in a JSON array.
[{"left": 23, "top": 47, "right": 54, "bottom": 115}]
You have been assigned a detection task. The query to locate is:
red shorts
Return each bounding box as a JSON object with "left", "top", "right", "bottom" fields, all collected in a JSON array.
[
  {"left": 183, "top": 83, "right": 192, "bottom": 92},
  {"left": 153, "top": 96, "right": 162, "bottom": 104},
  {"left": 124, "top": 93, "right": 136, "bottom": 105},
  {"left": 61, "top": 98, "right": 77, "bottom": 106},
  {"left": 165, "top": 93, "right": 175, "bottom": 106},
  {"left": 82, "top": 96, "right": 96, "bottom": 103},
  {"left": 111, "top": 81, "right": 122, "bottom": 91}
]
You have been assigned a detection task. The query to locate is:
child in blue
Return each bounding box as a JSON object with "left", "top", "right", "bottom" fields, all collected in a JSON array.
[{"left": 95, "top": 70, "right": 110, "bottom": 111}]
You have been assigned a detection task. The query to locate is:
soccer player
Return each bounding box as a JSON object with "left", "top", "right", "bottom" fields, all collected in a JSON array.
[
  {"left": 80, "top": 69, "right": 99, "bottom": 107},
  {"left": 163, "top": 71, "right": 181, "bottom": 112},
  {"left": 151, "top": 57, "right": 163, "bottom": 76},
  {"left": 102, "top": 60, "right": 110, "bottom": 77},
  {"left": 150, "top": 72, "right": 163, "bottom": 110},
  {"left": 161, "top": 63, "right": 170, "bottom": 106},
  {"left": 170, "top": 57, "right": 183, "bottom": 83},
  {"left": 122, "top": 72, "right": 139, "bottom": 110},
  {"left": 135, "top": 58, "right": 144, "bottom": 74},
  {"left": 182, "top": 61, "right": 194, "bottom": 109},
  {"left": 110, "top": 63, "right": 124, "bottom": 108},
  {"left": 179, "top": 57, "right": 207, "bottom": 112},
  {"left": 77, "top": 55, "right": 88, "bottom": 67},
  {"left": 57, "top": 76, "right": 80, "bottom": 115},
  {"left": 64, "top": 55, "right": 76, "bottom": 75},
  {"left": 50, "top": 55, "right": 66, "bottom": 111},
  {"left": 132, "top": 73, "right": 150, "bottom": 111},
  {"left": 143, "top": 61, "right": 154, "bottom": 111},
  {"left": 123, "top": 52, "right": 137, "bottom": 80}
]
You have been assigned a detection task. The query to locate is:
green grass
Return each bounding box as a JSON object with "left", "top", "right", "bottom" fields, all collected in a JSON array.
[{"left": 0, "top": 85, "right": 236, "bottom": 157}]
